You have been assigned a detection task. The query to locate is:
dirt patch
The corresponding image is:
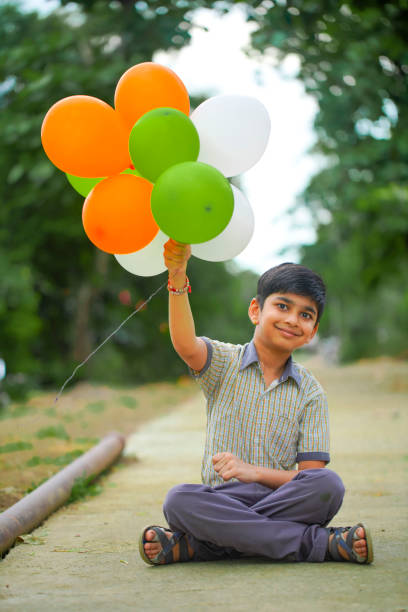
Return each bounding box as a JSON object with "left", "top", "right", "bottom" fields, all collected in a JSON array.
[{"left": 0, "top": 377, "right": 196, "bottom": 510}]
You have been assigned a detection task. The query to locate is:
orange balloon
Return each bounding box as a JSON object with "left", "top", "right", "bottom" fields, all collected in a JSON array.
[
  {"left": 82, "top": 174, "right": 158, "bottom": 254},
  {"left": 41, "top": 95, "right": 131, "bottom": 177},
  {"left": 114, "top": 63, "right": 190, "bottom": 132}
]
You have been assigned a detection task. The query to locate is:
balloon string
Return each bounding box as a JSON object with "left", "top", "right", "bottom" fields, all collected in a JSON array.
[{"left": 53, "top": 281, "right": 167, "bottom": 404}]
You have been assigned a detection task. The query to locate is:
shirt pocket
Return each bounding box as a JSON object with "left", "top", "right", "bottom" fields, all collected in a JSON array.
[{"left": 267, "top": 412, "right": 299, "bottom": 466}]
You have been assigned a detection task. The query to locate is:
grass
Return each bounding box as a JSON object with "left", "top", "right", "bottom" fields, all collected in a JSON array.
[
  {"left": 0, "top": 404, "right": 34, "bottom": 420},
  {"left": 67, "top": 474, "right": 104, "bottom": 504},
  {"left": 86, "top": 401, "right": 106, "bottom": 414},
  {"left": 118, "top": 396, "right": 139, "bottom": 409},
  {"left": 26, "top": 450, "right": 84, "bottom": 467},
  {"left": 0, "top": 377, "right": 196, "bottom": 512},
  {"left": 35, "top": 425, "right": 70, "bottom": 441},
  {"left": 0, "top": 441, "right": 33, "bottom": 454},
  {"left": 24, "top": 455, "right": 134, "bottom": 510}
]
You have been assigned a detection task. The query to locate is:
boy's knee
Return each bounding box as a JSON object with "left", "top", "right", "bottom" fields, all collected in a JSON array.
[
  {"left": 163, "top": 484, "right": 192, "bottom": 520},
  {"left": 319, "top": 469, "right": 345, "bottom": 503},
  {"left": 299, "top": 468, "right": 345, "bottom": 504}
]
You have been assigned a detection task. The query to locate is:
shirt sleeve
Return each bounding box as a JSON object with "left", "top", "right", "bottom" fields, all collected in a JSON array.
[
  {"left": 296, "top": 386, "right": 330, "bottom": 464},
  {"left": 189, "top": 337, "right": 232, "bottom": 400}
]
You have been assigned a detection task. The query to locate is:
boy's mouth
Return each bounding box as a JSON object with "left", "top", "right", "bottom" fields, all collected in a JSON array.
[{"left": 275, "top": 326, "right": 301, "bottom": 338}]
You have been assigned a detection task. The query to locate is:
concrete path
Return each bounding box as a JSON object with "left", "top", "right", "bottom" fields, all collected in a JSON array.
[{"left": 1, "top": 360, "right": 407, "bottom": 611}]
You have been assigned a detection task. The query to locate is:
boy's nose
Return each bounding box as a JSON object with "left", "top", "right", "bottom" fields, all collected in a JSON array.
[{"left": 283, "top": 312, "right": 298, "bottom": 326}]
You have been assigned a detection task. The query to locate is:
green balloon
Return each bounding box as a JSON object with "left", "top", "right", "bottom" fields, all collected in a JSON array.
[
  {"left": 66, "top": 174, "right": 105, "bottom": 197},
  {"left": 66, "top": 167, "right": 141, "bottom": 197},
  {"left": 151, "top": 162, "right": 234, "bottom": 244},
  {"left": 122, "top": 167, "right": 141, "bottom": 177},
  {"left": 129, "top": 107, "right": 200, "bottom": 183}
]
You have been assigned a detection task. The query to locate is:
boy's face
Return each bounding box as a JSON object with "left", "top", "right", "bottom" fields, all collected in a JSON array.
[{"left": 248, "top": 292, "right": 319, "bottom": 352}]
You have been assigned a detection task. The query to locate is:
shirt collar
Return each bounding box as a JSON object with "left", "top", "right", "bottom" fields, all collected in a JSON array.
[{"left": 239, "top": 339, "right": 302, "bottom": 387}]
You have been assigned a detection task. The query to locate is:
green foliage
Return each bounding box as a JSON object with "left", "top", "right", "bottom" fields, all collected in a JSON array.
[
  {"left": 247, "top": 0, "right": 408, "bottom": 361},
  {"left": 35, "top": 424, "right": 70, "bottom": 440},
  {"left": 26, "top": 476, "right": 48, "bottom": 493},
  {"left": 118, "top": 395, "right": 139, "bottom": 409},
  {"left": 0, "top": 403, "right": 33, "bottom": 420},
  {"left": 24, "top": 462, "right": 101, "bottom": 504},
  {"left": 0, "top": 440, "right": 33, "bottom": 453},
  {"left": 74, "top": 437, "right": 99, "bottom": 444},
  {"left": 86, "top": 400, "right": 106, "bottom": 413},
  {"left": 0, "top": 1, "right": 258, "bottom": 389},
  {"left": 26, "top": 449, "right": 83, "bottom": 466},
  {"left": 26, "top": 469, "right": 106, "bottom": 506},
  {"left": 67, "top": 473, "right": 103, "bottom": 504}
]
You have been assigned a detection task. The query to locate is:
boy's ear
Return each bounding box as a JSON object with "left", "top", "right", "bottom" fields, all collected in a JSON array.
[
  {"left": 248, "top": 297, "right": 260, "bottom": 325},
  {"left": 306, "top": 322, "right": 319, "bottom": 343}
]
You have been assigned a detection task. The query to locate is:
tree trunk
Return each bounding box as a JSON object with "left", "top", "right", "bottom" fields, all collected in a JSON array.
[{"left": 72, "top": 250, "right": 109, "bottom": 362}]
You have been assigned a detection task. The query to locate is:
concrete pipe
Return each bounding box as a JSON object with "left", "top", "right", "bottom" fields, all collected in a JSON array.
[{"left": 0, "top": 431, "right": 126, "bottom": 557}]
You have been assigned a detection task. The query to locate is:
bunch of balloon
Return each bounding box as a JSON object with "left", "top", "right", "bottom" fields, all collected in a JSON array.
[{"left": 41, "top": 62, "right": 271, "bottom": 277}]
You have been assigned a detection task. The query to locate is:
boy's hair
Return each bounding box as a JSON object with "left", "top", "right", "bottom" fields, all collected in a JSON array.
[{"left": 257, "top": 262, "right": 326, "bottom": 323}]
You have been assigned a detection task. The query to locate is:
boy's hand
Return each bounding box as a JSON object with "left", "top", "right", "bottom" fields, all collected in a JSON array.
[
  {"left": 164, "top": 239, "right": 191, "bottom": 286},
  {"left": 212, "top": 452, "right": 257, "bottom": 483}
]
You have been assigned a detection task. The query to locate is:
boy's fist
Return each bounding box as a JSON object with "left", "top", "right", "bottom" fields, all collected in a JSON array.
[
  {"left": 212, "top": 452, "right": 257, "bottom": 483},
  {"left": 164, "top": 239, "right": 191, "bottom": 284}
]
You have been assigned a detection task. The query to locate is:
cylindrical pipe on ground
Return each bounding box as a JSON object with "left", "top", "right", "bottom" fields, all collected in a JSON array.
[{"left": 0, "top": 431, "right": 125, "bottom": 557}]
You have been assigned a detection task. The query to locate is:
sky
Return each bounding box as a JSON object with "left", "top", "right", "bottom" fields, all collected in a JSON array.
[
  {"left": 25, "top": 1, "right": 319, "bottom": 274},
  {"left": 159, "top": 7, "right": 319, "bottom": 273}
]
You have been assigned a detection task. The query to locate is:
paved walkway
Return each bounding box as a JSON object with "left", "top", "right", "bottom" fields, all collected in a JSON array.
[{"left": 1, "top": 360, "right": 407, "bottom": 611}]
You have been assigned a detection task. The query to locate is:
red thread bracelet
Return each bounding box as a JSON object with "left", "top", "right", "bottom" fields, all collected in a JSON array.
[{"left": 167, "top": 276, "right": 191, "bottom": 295}]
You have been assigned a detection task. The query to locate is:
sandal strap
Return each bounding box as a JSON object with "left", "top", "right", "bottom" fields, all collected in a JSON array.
[
  {"left": 326, "top": 524, "right": 367, "bottom": 564},
  {"left": 146, "top": 526, "right": 189, "bottom": 564},
  {"left": 146, "top": 526, "right": 173, "bottom": 564},
  {"left": 161, "top": 531, "right": 190, "bottom": 564},
  {"left": 327, "top": 528, "right": 346, "bottom": 561},
  {"left": 345, "top": 523, "right": 366, "bottom": 563},
  {"left": 178, "top": 533, "right": 190, "bottom": 561}
]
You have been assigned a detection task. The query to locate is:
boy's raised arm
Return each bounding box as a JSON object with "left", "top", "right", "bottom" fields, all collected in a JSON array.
[{"left": 164, "top": 239, "right": 207, "bottom": 372}]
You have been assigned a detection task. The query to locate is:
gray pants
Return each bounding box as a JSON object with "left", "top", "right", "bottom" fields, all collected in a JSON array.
[{"left": 163, "top": 468, "right": 345, "bottom": 562}]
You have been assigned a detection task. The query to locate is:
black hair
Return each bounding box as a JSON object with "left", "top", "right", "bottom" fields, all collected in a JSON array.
[{"left": 256, "top": 262, "right": 326, "bottom": 323}]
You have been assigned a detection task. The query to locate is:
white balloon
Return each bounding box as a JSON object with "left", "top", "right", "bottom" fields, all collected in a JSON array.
[
  {"left": 192, "top": 185, "right": 254, "bottom": 262},
  {"left": 114, "top": 230, "right": 168, "bottom": 276},
  {"left": 191, "top": 95, "right": 271, "bottom": 178}
]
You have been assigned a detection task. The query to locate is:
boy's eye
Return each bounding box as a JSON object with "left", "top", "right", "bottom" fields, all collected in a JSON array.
[
  {"left": 277, "top": 303, "right": 288, "bottom": 310},
  {"left": 301, "top": 312, "right": 312, "bottom": 320}
]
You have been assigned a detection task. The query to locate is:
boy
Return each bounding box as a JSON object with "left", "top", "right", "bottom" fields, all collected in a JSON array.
[{"left": 139, "top": 240, "right": 373, "bottom": 565}]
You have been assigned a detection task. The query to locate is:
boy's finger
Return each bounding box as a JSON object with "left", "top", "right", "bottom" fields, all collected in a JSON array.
[
  {"left": 165, "top": 239, "right": 184, "bottom": 251},
  {"left": 214, "top": 457, "right": 230, "bottom": 474},
  {"left": 213, "top": 459, "right": 223, "bottom": 472},
  {"left": 212, "top": 452, "right": 228, "bottom": 466},
  {"left": 219, "top": 469, "right": 233, "bottom": 482},
  {"left": 164, "top": 255, "right": 184, "bottom": 265},
  {"left": 165, "top": 240, "right": 191, "bottom": 257},
  {"left": 168, "top": 238, "right": 186, "bottom": 248}
]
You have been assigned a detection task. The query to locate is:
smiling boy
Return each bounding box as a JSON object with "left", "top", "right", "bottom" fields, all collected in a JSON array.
[{"left": 139, "top": 240, "right": 373, "bottom": 566}]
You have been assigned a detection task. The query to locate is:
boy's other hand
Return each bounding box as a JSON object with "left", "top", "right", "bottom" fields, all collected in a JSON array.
[
  {"left": 212, "top": 452, "right": 257, "bottom": 483},
  {"left": 164, "top": 239, "right": 191, "bottom": 285}
]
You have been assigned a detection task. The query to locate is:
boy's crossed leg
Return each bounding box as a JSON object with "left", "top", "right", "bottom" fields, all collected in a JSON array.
[{"left": 140, "top": 469, "right": 372, "bottom": 565}]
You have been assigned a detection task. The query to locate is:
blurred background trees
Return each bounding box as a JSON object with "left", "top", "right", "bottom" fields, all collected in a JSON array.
[
  {"left": 0, "top": 0, "right": 407, "bottom": 397},
  {"left": 246, "top": 0, "right": 408, "bottom": 361},
  {"left": 0, "top": 0, "right": 257, "bottom": 393}
]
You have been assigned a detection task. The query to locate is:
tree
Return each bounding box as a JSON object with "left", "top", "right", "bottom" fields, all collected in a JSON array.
[
  {"left": 246, "top": 0, "right": 408, "bottom": 360},
  {"left": 0, "top": 1, "right": 257, "bottom": 390}
]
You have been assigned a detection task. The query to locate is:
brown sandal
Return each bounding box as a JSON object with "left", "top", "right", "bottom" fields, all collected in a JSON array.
[
  {"left": 326, "top": 523, "right": 374, "bottom": 564},
  {"left": 139, "top": 525, "right": 194, "bottom": 566}
]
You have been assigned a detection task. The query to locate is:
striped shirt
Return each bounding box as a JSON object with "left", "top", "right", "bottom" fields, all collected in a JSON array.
[{"left": 191, "top": 337, "right": 330, "bottom": 487}]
